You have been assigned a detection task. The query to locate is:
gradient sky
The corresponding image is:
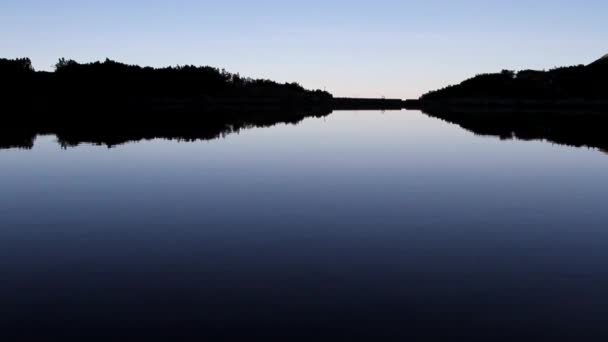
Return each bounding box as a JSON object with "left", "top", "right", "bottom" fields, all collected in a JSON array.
[{"left": 2, "top": 0, "right": 606, "bottom": 98}]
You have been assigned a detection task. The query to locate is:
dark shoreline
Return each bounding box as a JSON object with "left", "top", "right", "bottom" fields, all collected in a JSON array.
[
  {"left": 0, "top": 97, "right": 405, "bottom": 150},
  {"left": 5, "top": 96, "right": 608, "bottom": 151},
  {"left": 332, "top": 97, "right": 405, "bottom": 110},
  {"left": 403, "top": 98, "right": 608, "bottom": 113}
]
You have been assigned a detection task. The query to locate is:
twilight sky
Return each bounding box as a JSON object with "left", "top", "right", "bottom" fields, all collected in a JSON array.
[{"left": 2, "top": 0, "right": 606, "bottom": 98}]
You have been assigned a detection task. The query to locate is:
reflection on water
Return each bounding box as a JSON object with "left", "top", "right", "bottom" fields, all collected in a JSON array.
[
  {"left": 422, "top": 107, "right": 608, "bottom": 150},
  {"left": 0, "top": 107, "right": 333, "bottom": 149},
  {"left": 2, "top": 110, "right": 608, "bottom": 340},
  {"left": 4, "top": 107, "right": 608, "bottom": 152}
]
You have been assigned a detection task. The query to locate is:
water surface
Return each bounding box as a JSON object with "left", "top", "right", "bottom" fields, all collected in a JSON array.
[{"left": 2, "top": 110, "right": 608, "bottom": 340}]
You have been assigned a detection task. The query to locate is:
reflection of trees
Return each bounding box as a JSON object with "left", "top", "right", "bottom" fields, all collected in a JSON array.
[
  {"left": 0, "top": 107, "right": 332, "bottom": 150},
  {"left": 423, "top": 108, "right": 608, "bottom": 151}
]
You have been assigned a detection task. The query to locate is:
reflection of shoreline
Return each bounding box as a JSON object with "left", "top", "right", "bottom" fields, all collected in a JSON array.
[
  {"left": 0, "top": 106, "right": 334, "bottom": 150},
  {"left": 421, "top": 107, "right": 608, "bottom": 151},
  {"left": 0, "top": 96, "right": 406, "bottom": 150}
]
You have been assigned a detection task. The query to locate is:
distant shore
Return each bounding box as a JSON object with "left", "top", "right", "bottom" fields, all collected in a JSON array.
[
  {"left": 406, "top": 54, "right": 608, "bottom": 112},
  {"left": 332, "top": 97, "right": 405, "bottom": 110},
  {"left": 403, "top": 98, "right": 608, "bottom": 113}
]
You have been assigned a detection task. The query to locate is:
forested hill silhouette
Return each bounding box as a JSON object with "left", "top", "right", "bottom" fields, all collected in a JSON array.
[
  {"left": 406, "top": 54, "right": 608, "bottom": 109},
  {"left": 0, "top": 57, "right": 35, "bottom": 74},
  {"left": 1, "top": 57, "right": 332, "bottom": 111},
  {"left": 1, "top": 57, "right": 407, "bottom": 110},
  {"left": 589, "top": 54, "right": 608, "bottom": 67},
  {"left": 412, "top": 54, "right": 608, "bottom": 150},
  {"left": 0, "top": 57, "right": 405, "bottom": 149}
]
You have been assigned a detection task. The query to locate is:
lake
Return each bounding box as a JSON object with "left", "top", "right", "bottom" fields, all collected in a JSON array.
[{"left": 2, "top": 110, "right": 608, "bottom": 340}]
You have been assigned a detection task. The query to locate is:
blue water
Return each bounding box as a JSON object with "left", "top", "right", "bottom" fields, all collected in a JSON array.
[{"left": 2, "top": 110, "right": 608, "bottom": 340}]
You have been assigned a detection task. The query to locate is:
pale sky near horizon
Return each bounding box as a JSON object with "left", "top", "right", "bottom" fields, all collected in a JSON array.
[{"left": 2, "top": 0, "right": 606, "bottom": 98}]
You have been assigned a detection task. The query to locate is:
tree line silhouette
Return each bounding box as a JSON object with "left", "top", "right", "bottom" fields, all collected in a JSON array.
[
  {"left": 1, "top": 57, "right": 333, "bottom": 111},
  {"left": 0, "top": 57, "right": 409, "bottom": 150},
  {"left": 413, "top": 56, "right": 608, "bottom": 151},
  {"left": 0, "top": 57, "right": 340, "bottom": 149},
  {"left": 0, "top": 57, "right": 34, "bottom": 74},
  {"left": 416, "top": 55, "right": 608, "bottom": 106},
  {"left": 53, "top": 58, "right": 332, "bottom": 99}
]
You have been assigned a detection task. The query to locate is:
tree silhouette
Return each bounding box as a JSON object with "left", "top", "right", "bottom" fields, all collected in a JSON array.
[{"left": 420, "top": 58, "right": 608, "bottom": 103}]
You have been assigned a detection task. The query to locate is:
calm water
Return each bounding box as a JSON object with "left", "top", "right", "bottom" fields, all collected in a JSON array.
[{"left": 2, "top": 110, "right": 608, "bottom": 340}]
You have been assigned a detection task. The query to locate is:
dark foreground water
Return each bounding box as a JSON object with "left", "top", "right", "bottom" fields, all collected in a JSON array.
[{"left": 2, "top": 110, "right": 608, "bottom": 341}]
